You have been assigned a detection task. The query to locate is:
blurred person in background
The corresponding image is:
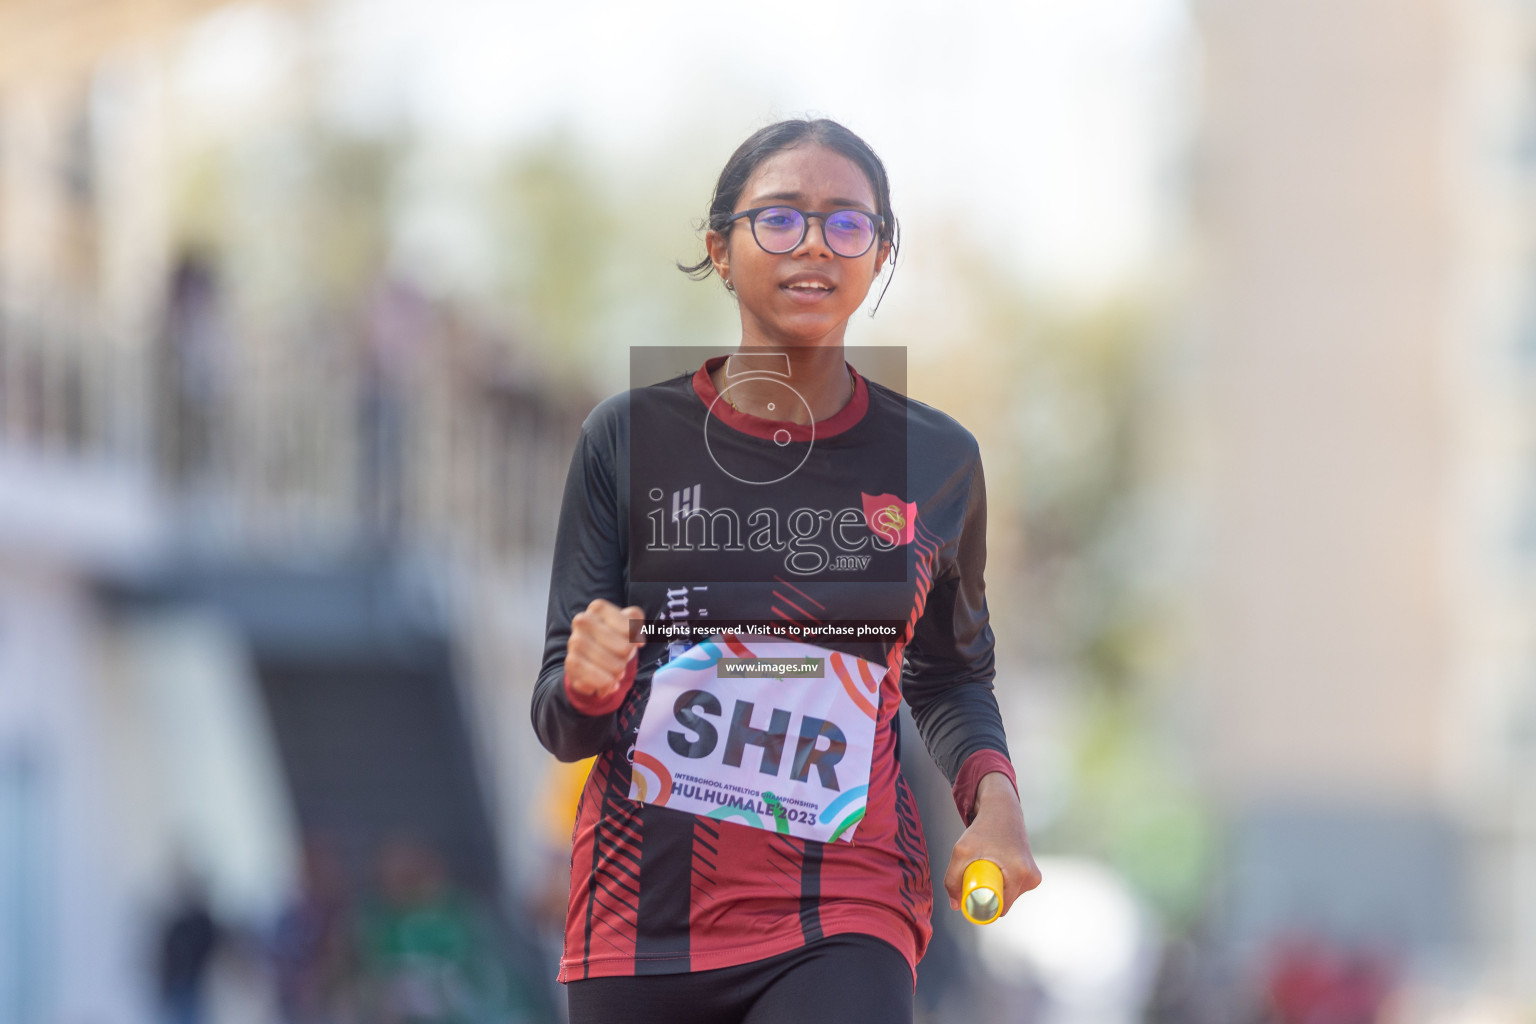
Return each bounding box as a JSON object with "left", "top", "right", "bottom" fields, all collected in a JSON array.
[
  {"left": 271, "top": 834, "right": 357, "bottom": 1024},
  {"left": 357, "top": 274, "right": 433, "bottom": 549},
  {"left": 533, "top": 118, "right": 1042, "bottom": 1024},
  {"left": 1142, "top": 918, "right": 1230, "bottom": 1024},
  {"left": 1261, "top": 936, "right": 1393, "bottom": 1024},
  {"left": 356, "top": 836, "right": 536, "bottom": 1024},
  {"left": 158, "top": 250, "right": 231, "bottom": 489},
  {"left": 157, "top": 866, "right": 223, "bottom": 1024}
]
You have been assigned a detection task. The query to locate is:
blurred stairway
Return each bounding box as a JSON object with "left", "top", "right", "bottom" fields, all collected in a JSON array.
[
  {"left": 103, "top": 557, "right": 502, "bottom": 897},
  {"left": 256, "top": 634, "right": 498, "bottom": 896}
]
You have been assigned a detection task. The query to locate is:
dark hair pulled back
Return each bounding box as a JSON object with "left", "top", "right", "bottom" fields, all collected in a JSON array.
[{"left": 678, "top": 118, "right": 900, "bottom": 314}]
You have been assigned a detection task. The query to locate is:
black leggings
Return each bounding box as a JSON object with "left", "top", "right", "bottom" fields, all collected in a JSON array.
[{"left": 565, "top": 933, "right": 914, "bottom": 1024}]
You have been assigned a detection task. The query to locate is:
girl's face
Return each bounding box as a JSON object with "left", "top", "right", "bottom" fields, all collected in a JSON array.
[{"left": 707, "top": 143, "right": 890, "bottom": 347}]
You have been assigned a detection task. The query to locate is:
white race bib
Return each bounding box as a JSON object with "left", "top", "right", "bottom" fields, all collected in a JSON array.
[{"left": 627, "top": 634, "right": 885, "bottom": 844}]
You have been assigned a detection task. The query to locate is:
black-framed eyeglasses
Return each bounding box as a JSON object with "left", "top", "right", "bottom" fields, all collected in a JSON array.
[{"left": 726, "top": 206, "right": 885, "bottom": 259}]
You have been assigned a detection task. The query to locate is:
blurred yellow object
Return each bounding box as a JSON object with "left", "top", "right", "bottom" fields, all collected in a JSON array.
[
  {"left": 539, "top": 756, "right": 597, "bottom": 847},
  {"left": 962, "top": 859, "right": 1004, "bottom": 925}
]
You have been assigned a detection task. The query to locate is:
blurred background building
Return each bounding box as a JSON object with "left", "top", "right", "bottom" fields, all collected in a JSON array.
[
  {"left": 1194, "top": 0, "right": 1465, "bottom": 981},
  {"left": 1, "top": 0, "right": 1534, "bottom": 1022},
  {"left": 1190, "top": 1, "right": 1532, "bottom": 1017}
]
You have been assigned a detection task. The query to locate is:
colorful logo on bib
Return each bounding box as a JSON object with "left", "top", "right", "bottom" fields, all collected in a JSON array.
[{"left": 630, "top": 750, "right": 674, "bottom": 805}]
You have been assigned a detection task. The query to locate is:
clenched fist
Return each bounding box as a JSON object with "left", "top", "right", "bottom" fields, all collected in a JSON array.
[
  {"left": 943, "top": 772, "right": 1042, "bottom": 918},
  {"left": 565, "top": 599, "right": 646, "bottom": 703}
]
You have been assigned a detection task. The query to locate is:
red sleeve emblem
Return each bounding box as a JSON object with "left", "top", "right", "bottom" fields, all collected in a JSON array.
[{"left": 860, "top": 492, "right": 918, "bottom": 547}]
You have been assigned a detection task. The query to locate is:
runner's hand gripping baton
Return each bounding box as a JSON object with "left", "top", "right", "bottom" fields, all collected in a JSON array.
[{"left": 961, "top": 859, "right": 1004, "bottom": 925}]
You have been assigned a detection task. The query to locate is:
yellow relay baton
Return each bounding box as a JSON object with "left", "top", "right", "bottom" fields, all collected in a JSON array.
[{"left": 961, "top": 859, "right": 1004, "bottom": 925}]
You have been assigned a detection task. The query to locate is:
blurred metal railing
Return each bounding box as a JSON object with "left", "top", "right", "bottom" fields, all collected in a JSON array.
[
  {"left": 0, "top": 294, "right": 148, "bottom": 465},
  {"left": 0, "top": 294, "right": 584, "bottom": 575}
]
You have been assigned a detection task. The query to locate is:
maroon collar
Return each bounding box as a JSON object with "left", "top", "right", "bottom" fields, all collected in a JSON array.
[{"left": 691, "top": 354, "right": 869, "bottom": 442}]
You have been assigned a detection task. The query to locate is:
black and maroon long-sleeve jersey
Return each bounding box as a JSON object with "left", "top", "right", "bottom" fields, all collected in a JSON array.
[{"left": 532, "top": 353, "right": 1016, "bottom": 983}]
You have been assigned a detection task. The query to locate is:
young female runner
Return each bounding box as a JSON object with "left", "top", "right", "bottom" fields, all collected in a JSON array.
[{"left": 533, "top": 118, "right": 1041, "bottom": 1024}]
